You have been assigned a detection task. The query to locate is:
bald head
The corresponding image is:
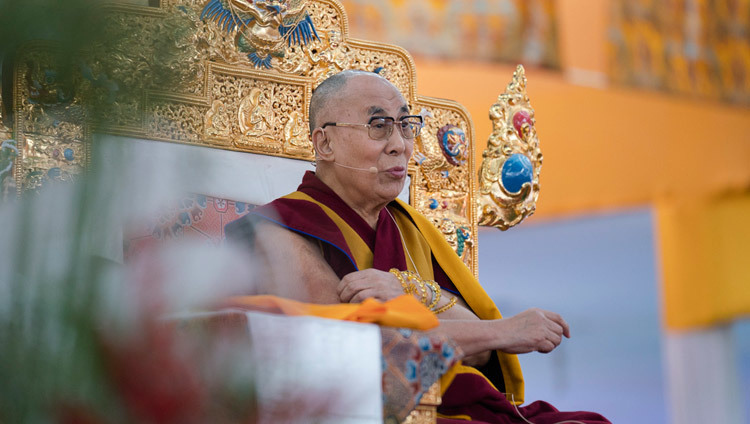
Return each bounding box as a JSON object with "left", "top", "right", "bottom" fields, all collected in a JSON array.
[{"left": 308, "top": 70, "right": 395, "bottom": 134}]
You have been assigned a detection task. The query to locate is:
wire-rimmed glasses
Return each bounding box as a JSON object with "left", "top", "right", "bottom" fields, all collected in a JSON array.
[{"left": 321, "top": 115, "right": 423, "bottom": 140}]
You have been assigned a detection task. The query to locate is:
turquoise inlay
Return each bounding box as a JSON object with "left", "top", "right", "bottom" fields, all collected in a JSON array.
[{"left": 501, "top": 153, "right": 533, "bottom": 193}]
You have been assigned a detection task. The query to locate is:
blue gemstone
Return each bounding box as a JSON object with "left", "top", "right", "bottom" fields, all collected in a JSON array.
[
  {"left": 63, "top": 148, "right": 74, "bottom": 161},
  {"left": 47, "top": 167, "right": 61, "bottom": 178},
  {"left": 501, "top": 154, "right": 533, "bottom": 193},
  {"left": 429, "top": 198, "right": 438, "bottom": 209}
]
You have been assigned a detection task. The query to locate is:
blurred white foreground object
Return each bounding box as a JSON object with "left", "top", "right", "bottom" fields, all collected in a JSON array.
[{"left": 245, "top": 311, "right": 383, "bottom": 424}]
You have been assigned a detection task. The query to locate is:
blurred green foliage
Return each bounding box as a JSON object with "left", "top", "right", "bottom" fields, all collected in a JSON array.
[{"left": 0, "top": 0, "right": 111, "bottom": 59}]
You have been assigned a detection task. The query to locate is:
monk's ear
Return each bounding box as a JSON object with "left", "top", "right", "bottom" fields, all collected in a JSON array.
[{"left": 312, "top": 127, "right": 335, "bottom": 161}]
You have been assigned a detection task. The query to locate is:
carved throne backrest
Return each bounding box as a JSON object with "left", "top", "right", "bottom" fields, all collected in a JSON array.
[
  {"left": 1, "top": 2, "right": 545, "bottom": 422},
  {"left": 4, "top": 0, "right": 486, "bottom": 276}
]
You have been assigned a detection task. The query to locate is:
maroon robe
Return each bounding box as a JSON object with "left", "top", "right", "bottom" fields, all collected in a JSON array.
[{"left": 247, "top": 171, "right": 611, "bottom": 424}]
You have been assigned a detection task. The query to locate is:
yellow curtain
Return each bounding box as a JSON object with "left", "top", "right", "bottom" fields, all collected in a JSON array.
[{"left": 657, "top": 191, "right": 750, "bottom": 329}]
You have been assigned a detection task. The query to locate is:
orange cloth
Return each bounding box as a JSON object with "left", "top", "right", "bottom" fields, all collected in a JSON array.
[{"left": 223, "top": 294, "right": 440, "bottom": 331}]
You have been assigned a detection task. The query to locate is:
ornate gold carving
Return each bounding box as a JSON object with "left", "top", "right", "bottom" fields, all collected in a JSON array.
[
  {"left": 305, "top": 1, "right": 347, "bottom": 36},
  {"left": 408, "top": 99, "right": 476, "bottom": 272},
  {"left": 400, "top": 383, "right": 441, "bottom": 423},
  {"left": 10, "top": 0, "right": 480, "bottom": 278},
  {"left": 86, "top": 4, "right": 206, "bottom": 130},
  {"left": 280, "top": 29, "right": 351, "bottom": 86},
  {"left": 238, "top": 87, "right": 272, "bottom": 136},
  {"left": 401, "top": 406, "right": 437, "bottom": 424},
  {"left": 0, "top": 88, "right": 17, "bottom": 200},
  {"left": 148, "top": 99, "right": 208, "bottom": 143},
  {"left": 6, "top": 2, "right": 515, "bottom": 421},
  {"left": 347, "top": 40, "right": 414, "bottom": 98},
  {"left": 203, "top": 66, "right": 311, "bottom": 156},
  {"left": 204, "top": 99, "right": 232, "bottom": 141},
  {"left": 477, "top": 65, "right": 542, "bottom": 230},
  {"left": 282, "top": 110, "right": 312, "bottom": 155},
  {"left": 420, "top": 382, "right": 441, "bottom": 406},
  {"left": 12, "top": 44, "right": 88, "bottom": 192},
  {"left": 195, "top": 0, "right": 320, "bottom": 69}
]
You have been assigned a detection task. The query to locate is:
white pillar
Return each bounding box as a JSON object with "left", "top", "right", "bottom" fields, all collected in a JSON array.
[{"left": 664, "top": 325, "right": 745, "bottom": 424}]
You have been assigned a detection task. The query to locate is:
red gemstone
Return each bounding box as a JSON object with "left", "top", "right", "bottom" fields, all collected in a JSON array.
[{"left": 512, "top": 110, "right": 532, "bottom": 139}]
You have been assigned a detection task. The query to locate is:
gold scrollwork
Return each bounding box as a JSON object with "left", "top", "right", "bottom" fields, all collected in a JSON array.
[
  {"left": 9, "top": 0, "right": 481, "bottom": 281},
  {"left": 304, "top": 29, "right": 351, "bottom": 85},
  {"left": 8, "top": 2, "right": 502, "bottom": 419},
  {"left": 477, "top": 65, "right": 542, "bottom": 230},
  {"left": 413, "top": 106, "right": 470, "bottom": 192},
  {"left": 148, "top": 101, "right": 208, "bottom": 143},
  {"left": 347, "top": 41, "right": 413, "bottom": 98},
  {"left": 409, "top": 99, "right": 476, "bottom": 271}
]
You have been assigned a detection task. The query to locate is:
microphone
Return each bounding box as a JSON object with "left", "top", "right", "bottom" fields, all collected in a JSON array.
[{"left": 334, "top": 162, "right": 379, "bottom": 174}]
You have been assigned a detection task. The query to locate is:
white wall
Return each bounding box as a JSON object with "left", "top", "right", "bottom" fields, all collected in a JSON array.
[
  {"left": 478, "top": 208, "right": 665, "bottom": 423},
  {"left": 477, "top": 207, "right": 750, "bottom": 423}
]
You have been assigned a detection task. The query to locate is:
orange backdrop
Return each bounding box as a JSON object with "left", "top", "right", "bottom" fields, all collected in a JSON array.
[{"left": 413, "top": 58, "right": 750, "bottom": 218}]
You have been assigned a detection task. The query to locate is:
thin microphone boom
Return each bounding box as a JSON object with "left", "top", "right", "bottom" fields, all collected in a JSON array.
[{"left": 334, "top": 162, "right": 379, "bottom": 174}]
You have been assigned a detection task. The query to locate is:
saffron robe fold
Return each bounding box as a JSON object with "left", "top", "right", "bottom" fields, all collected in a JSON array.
[
  {"left": 223, "top": 294, "right": 440, "bottom": 331},
  {"left": 245, "top": 171, "right": 610, "bottom": 424}
]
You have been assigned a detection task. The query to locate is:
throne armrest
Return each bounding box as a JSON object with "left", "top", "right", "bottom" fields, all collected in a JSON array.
[{"left": 171, "top": 308, "right": 459, "bottom": 423}]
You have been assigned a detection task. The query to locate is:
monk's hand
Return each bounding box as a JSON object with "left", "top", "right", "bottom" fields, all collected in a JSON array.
[
  {"left": 337, "top": 269, "right": 405, "bottom": 303},
  {"left": 495, "top": 308, "right": 570, "bottom": 354}
]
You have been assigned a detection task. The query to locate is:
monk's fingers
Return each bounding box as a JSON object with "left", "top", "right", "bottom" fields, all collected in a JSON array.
[
  {"left": 350, "top": 288, "right": 381, "bottom": 304},
  {"left": 545, "top": 328, "right": 563, "bottom": 347},
  {"left": 338, "top": 285, "right": 354, "bottom": 303},
  {"left": 544, "top": 310, "right": 571, "bottom": 338},
  {"left": 337, "top": 274, "right": 350, "bottom": 297},
  {"left": 350, "top": 288, "right": 388, "bottom": 303},
  {"left": 338, "top": 272, "right": 367, "bottom": 297},
  {"left": 337, "top": 276, "right": 363, "bottom": 302},
  {"left": 341, "top": 282, "right": 373, "bottom": 303},
  {"left": 341, "top": 273, "right": 391, "bottom": 302},
  {"left": 538, "top": 340, "right": 557, "bottom": 354},
  {"left": 545, "top": 320, "right": 565, "bottom": 341},
  {"left": 339, "top": 269, "right": 405, "bottom": 303}
]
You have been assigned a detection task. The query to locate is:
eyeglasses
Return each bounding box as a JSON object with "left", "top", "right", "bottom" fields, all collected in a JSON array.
[{"left": 321, "top": 115, "right": 423, "bottom": 140}]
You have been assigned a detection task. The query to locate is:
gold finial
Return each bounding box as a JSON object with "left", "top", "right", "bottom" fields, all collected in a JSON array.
[{"left": 477, "top": 65, "right": 542, "bottom": 230}]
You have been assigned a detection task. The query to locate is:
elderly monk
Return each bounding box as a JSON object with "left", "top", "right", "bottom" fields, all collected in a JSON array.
[{"left": 229, "top": 70, "right": 610, "bottom": 424}]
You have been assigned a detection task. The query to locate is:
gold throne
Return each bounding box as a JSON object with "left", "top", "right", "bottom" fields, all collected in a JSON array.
[{"left": 0, "top": 0, "right": 543, "bottom": 422}]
